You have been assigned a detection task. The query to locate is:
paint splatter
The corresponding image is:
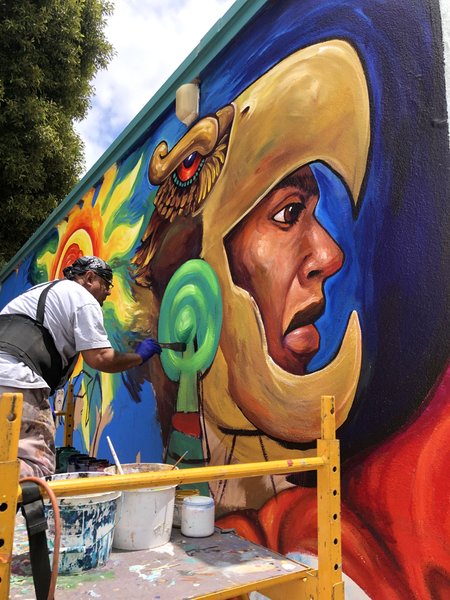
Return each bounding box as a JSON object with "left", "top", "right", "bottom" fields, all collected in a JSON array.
[
  {"left": 280, "top": 561, "right": 297, "bottom": 571},
  {"left": 129, "top": 564, "right": 163, "bottom": 582},
  {"left": 147, "top": 541, "right": 176, "bottom": 556}
]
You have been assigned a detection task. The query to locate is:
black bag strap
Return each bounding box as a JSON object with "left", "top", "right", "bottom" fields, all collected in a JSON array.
[
  {"left": 20, "top": 481, "right": 52, "bottom": 600},
  {"left": 35, "top": 279, "right": 79, "bottom": 391},
  {"left": 36, "top": 280, "right": 61, "bottom": 325}
]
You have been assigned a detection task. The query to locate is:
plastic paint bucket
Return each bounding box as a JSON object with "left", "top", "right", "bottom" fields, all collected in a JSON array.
[
  {"left": 104, "top": 463, "right": 177, "bottom": 550},
  {"left": 45, "top": 472, "right": 120, "bottom": 574},
  {"left": 181, "top": 495, "right": 215, "bottom": 537}
]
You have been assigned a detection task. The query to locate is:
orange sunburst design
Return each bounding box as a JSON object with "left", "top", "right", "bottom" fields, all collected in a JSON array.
[
  {"left": 35, "top": 156, "right": 146, "bottom": 452},
  {"left": 38, "top": 158, "right": 144, "bottom": 325}
]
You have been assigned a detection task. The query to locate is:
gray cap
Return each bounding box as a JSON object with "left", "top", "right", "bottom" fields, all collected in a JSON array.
[{"left": 63, "top": 256, "right": 113, "bottom": 283}]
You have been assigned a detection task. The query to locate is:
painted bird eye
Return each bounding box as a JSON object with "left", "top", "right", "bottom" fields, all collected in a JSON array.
[{"left": 172, "top": 152, "right": 206, "bottom": 188}]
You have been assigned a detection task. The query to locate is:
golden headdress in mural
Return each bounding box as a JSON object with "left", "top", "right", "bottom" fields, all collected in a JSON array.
[{"left": 202, "top": 39, "right": 370, "bottom": 448}]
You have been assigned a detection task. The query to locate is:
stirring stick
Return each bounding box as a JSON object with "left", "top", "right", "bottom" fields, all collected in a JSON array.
[
  {"left": 106, "top": 435, "right": 124, "bottom": 475},
  {"left": 171, "top": 450, "right": 188, "bottom": 470}
]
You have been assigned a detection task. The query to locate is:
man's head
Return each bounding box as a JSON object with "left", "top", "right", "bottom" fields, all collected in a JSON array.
[{"left": 63, "top": 256, "right": 113, "bottom": 306}]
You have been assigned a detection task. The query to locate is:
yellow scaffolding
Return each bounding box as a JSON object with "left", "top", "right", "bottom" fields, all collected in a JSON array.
[
  {"left": 53, "top": 382, "right": 75, "bottom": 448},
  {"left": 0, "top": 393, "right": 23, "bottom": 600},
  {"left": 1, "top": 393, "right": 343, "bottom": 600}
]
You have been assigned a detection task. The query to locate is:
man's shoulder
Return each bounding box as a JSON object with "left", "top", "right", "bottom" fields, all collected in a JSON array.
[
  {"left": 49, "top": 280, "right": 97, "bottom": 307},
  {"left": 51, "top": 279, "right": 88, "bottom": 295}
]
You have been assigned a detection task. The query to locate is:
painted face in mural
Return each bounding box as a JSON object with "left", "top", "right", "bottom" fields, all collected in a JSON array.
[{"left": 225, "top": 165, "right": 343, "bottom": 375}]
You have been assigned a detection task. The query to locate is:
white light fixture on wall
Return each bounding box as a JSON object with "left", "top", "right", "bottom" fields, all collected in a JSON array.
[{"left": 176, "top": 81, "right": 200, "bottom": 126}]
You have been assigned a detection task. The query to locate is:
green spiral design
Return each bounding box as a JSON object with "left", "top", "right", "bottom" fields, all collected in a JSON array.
[{"left": 158, "top": 259, "right": 222, "bottom": 382}]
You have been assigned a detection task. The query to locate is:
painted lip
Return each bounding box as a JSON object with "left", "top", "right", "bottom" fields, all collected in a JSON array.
[{"left": 283, "top": 300, "right": 325, "bottom": 336}]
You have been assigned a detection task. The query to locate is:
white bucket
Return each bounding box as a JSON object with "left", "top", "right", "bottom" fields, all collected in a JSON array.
[
  {"left": 104, "top": 463, "right": 176, "bottom": 550},
  {"left": 44, "top": 472, "right": 121, "bottom": 574}
]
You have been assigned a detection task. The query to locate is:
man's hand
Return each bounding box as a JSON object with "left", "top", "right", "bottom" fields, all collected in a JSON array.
[{"left": 135, "top": 338, "right": 162, "bottom": 364}]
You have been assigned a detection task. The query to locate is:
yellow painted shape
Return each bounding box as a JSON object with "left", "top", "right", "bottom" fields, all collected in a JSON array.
[
  {"left": 101, "top": 157, "right": 142, "bottom": 221},
  {"left": 79, "top": 379, "right": 91, "bottom": 453}
]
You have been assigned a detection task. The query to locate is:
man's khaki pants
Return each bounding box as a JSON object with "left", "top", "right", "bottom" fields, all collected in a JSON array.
[{"left": 0, "top": 385, "right": 56, "bottom": 478}]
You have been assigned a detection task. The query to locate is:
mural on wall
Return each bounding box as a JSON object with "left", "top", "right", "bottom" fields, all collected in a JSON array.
[
  {"left": 25, "top": 156, "right": 165, "bottom": 460},
  {"left": 133, "top": 40, "right": 369, "bottom": 506},
  {"left": 0, "top": 0, "right": 449, "bottom": 598},
  {"left": 131, "top": 4, "right": 449, "bottom": 591}
]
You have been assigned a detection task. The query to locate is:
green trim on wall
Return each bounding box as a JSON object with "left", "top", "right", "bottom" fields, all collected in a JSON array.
[{"left": 0, "top": 0, "right": 267, "bottom": 282}]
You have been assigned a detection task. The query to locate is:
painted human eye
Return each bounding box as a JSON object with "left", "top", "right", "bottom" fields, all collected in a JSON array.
[{"left": 272, "top": 202, "right": 305, "bottom": 225}]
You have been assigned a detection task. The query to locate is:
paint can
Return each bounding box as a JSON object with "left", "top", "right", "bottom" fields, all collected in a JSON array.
[
  {"left": 44, "top": 472, "right": 120, "bottom": 574},
  {"left": 172, "top": 488, "right": 200, "bottom": 528},
  {"left": 104, "top": 463, "right": 177, "bottom": 550},
  {"left": 181, "top": 495, "right": 215, "bottom": 537},
  {"left": 88, "top": 459, "right": 111, "bottom": 472},
  {"left": 67, "top": 453, "right": 89, "bottom": 472},
  {"left": 55, "top": 446, "right": 78, "bottom": 473}
]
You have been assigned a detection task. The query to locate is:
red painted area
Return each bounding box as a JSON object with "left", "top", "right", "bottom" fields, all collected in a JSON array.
[
  {"left": 218, "top": 364, "right": 450, "bottom": 599},
  {"left": 172, "top": 412, "right": 201, "bottom": 438},
  {"left": 176, "top": 153, "right": 203, "bottom": 182},
  {"left": 59, "top": 244, "right": 83, "bottom": 277}
]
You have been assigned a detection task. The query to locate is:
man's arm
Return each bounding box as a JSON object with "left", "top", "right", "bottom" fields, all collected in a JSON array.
[
  {"left": 81, "top": 338, "right": 161, "bottom": 373},
  {"left": 81, "top": 347, "right": 142, "bottom": 372}
]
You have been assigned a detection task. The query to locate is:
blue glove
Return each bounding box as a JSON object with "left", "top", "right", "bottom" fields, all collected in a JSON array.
[{"left": 135, "top": 338, "right": 162, "bottom": 364}]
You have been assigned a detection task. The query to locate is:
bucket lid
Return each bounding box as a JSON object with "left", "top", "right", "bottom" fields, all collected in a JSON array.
[
  {"left": 182, "top": 495, "right": 214, "bottom": 508},
  {"left": 176, "top": 489, "right": 199, "bottom": 499}
]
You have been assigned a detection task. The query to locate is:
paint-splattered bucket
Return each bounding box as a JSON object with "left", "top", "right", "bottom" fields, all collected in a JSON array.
[
  {"left": 45, "top": 472, "right": 121, "bottom": 574},
  {"left": 104, "top": 463, "right": 176, "bottom": 550}
]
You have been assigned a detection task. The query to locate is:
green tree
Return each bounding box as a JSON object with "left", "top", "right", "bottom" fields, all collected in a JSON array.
[{"left": 0, "top": 0, "right": 114, "bottom": 269}]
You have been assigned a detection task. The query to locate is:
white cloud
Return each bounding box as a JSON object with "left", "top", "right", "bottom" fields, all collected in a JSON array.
[{"left": 75, "top": 0, "right": 236, "bottom": 174}]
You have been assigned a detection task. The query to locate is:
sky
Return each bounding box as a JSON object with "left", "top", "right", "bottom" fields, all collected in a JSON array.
[{"left": 75, "top": 0, "right": 236, "bottom": 175}]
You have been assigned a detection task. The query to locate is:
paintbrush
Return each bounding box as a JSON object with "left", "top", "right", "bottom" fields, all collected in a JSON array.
[
  {"left": 159, "top": 342, "right": 186, "bottom": 352},
  {"left": 106, "top": 436, "right": 124, "bottom": 475},
  {"left": 171, "top": 450, "right": 189, "bottom": 470},
  {"left": 139, "top": 330, "right": 186, "bottom": 352},
  {"left": 129, "top": 339, "right": 186, "bottom": 352}
]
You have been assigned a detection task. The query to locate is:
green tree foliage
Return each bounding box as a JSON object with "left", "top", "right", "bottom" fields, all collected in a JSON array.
[{"left": 0, "top": 0, "right": 114, "bottom": 269}]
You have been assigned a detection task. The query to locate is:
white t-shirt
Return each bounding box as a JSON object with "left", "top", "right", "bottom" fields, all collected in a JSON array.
[{"left": 0, "top": 279, "right": 112, "bottom": 389}]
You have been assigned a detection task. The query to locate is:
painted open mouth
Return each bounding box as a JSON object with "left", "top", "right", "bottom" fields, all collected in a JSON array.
[{"left": 284, "top": 300, "right": 325, "bottom": 336}]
